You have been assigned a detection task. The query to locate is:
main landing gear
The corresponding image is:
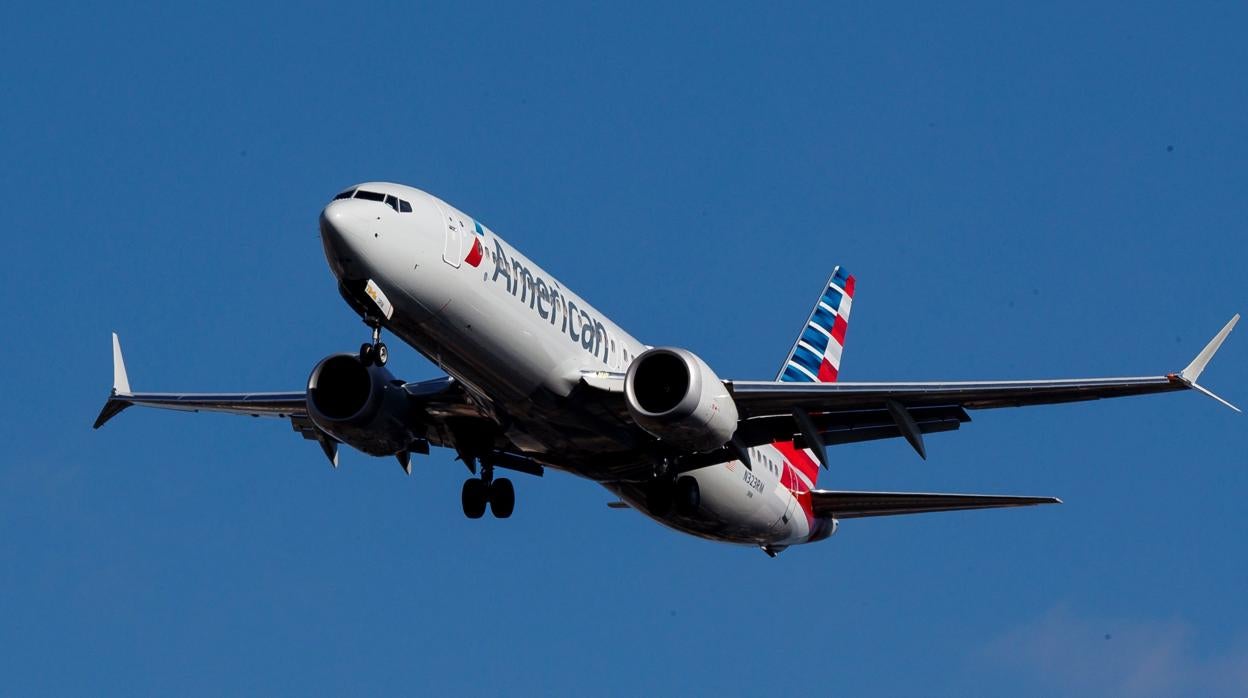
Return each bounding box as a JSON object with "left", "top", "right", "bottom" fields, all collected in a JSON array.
[
  {"left": 462, "top": 464, "right": 515, "bottom": 519},
  {"left": 359, "top": 323, "right": 388, "bottom": 367}
]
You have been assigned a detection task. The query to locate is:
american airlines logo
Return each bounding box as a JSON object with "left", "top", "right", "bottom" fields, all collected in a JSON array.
[{"left": 488, "top": 238, "right": 610, "bottom": 362}]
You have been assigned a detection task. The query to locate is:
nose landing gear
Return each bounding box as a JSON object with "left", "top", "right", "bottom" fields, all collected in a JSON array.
[
  {"left": 359, "top": 323, "right": 388, "bottom": 367},
  {"left": 461, "top": 464, "right": 515, "bottom": 519}
]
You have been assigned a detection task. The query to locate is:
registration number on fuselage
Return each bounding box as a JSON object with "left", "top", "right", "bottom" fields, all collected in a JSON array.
[{"left": 742, "top": 469, "right": 764, "bottom": 495}]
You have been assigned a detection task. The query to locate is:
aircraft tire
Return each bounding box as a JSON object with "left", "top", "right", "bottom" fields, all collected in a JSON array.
[
  {"left": 359, "top": 343, "right": 374, "bottom": 366},
  {"left": 489, "top": 478, "right": 515, "bottom": 519},
  {"left": 462, "top": 478, "right": 487, "bottom": 519}
]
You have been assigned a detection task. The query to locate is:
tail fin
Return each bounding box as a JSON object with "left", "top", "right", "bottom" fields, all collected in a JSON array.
[
  {"left": 772, "top": 267, "right": 856, "bottom": 489},
  {"left": 777, "top": 266, "right": 855, "bottom": 383}
]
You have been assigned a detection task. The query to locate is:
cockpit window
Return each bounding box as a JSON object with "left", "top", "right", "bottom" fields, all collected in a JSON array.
[{"left": 346, "top": 188, "right": 413, "bottom": 212}]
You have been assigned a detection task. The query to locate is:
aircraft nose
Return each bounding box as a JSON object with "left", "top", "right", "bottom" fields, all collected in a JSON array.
[
  {"left": 319, "top": 199, "right": 376, "bottom": 278},
  {"left": 320, "top": 199, "right": 369, "bottom": 244}
]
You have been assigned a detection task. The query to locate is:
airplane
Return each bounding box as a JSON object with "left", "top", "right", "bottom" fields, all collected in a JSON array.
[{"left": 94, "top": 182, "right": 1240, "bottom": 556}]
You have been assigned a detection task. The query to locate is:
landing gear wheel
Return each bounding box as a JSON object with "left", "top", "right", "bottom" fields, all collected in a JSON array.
[
  {"left": 489, "top": 478, "right": 515, "bottom": 519},
  {"left": 374, "top": 342, "right": 388, "bottom": 366},
  {"left": 462, "top": 478, "right": 487, "bottom": 519},
  {"left": 359, "top": 342, "right": 375, "bottom": 366}
]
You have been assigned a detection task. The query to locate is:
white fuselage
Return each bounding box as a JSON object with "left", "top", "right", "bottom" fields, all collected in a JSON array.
[{"left": 319, "top": 183, "right": 828, "bottom": 548}]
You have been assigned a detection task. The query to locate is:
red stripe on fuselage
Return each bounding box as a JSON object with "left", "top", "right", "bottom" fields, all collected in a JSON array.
[
  {"left": 773, "top": 440, "right": 819, "bottom": 488},
  {"left": 769, "top": 442, "right": 817, "bottom": 529}
]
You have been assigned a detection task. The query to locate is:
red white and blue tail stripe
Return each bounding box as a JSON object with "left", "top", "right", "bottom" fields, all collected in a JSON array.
[
  {"left": 777, "top": 266, "right": 855, "bottom": 384},
  {"left": 771, "top": 267, "right": 855, "bottom": 498}
]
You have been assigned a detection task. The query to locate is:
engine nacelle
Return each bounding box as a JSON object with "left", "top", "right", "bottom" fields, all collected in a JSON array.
[
  {"left": 306, "top": 354, "right": 418, "bottom": 456},
  {"left": 623, "top": 347, "right": 739, "bottom": 453}
]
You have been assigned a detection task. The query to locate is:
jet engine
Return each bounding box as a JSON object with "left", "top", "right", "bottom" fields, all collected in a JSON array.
[
  {"left": 623, "top": 347, "right": 739, "bottom": 453},
  {"left": 306, "top": 354, "right": 419, "bottom": 456}
]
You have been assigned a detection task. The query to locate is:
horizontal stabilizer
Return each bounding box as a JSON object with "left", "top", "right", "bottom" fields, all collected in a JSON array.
[{"left": 810, "top": 490, "right": 1060, "bottom": 519}]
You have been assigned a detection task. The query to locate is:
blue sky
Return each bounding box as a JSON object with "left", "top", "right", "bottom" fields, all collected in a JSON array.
[{"left": 2, "top": 2, "right": 1246, "bottom": 695}]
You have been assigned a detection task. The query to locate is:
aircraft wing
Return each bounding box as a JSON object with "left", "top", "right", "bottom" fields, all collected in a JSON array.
[
  {"left": 91, "top": 333, "right": 505, "bottom": 472},
  {"left": 810, "top": 490, "right": 1060, "bottom": 519},
  {"left": 93, "top": 390, "right": 308, "bottom": 428},
  {"left": 91, "top": 335, "right": 307, "bottom": 429},
  {"left": 724, "top": 314, "right": 1239, "bottom": 461}
]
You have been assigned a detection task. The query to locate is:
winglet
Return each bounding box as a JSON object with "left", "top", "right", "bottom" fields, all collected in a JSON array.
[
  {"left": 94, "top": 332, "right": 134, "bottom": 429},
  {"left": 1181, "top": 314, "right": 1238, "bottom": 383},
  {"left": 1188, "top": 382, "right": 1241, "bottom": 413},
  {"left": 112, "top": 332, "right": 132, "bottom": 397},
  {"left": 1178, "top": 314, "right": 1240, "bottom": 413}
]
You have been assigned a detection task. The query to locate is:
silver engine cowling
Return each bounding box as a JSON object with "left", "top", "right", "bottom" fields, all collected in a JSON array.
[
  {"left": 306, "top": 354, "right": 418, "bottom": 456},
  {"left": 623, "top": 347, "right": 739, "bottom": 453}
]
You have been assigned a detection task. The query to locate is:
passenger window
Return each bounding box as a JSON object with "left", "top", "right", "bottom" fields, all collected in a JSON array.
[{"left": 399, "top": 200, "right": 412, "bottom": 213}]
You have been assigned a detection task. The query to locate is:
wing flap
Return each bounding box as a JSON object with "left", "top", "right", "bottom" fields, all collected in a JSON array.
[
  {"left": 811, "top": 490, "right": 1060, "bottom": 519},
  {"left": 816, "top": 418, "right": 963, "bottom": 447},
  {"left": 734, "top": 404, "right": 971, "bottom": 450}
]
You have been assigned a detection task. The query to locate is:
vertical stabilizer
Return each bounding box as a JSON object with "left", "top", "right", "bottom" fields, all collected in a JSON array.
[
  {"left": 773, "top": 267, "right": 856, "bottom": 487},
  {"left": 777, "top": 266, "right": 855, "bottom": 384}
]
